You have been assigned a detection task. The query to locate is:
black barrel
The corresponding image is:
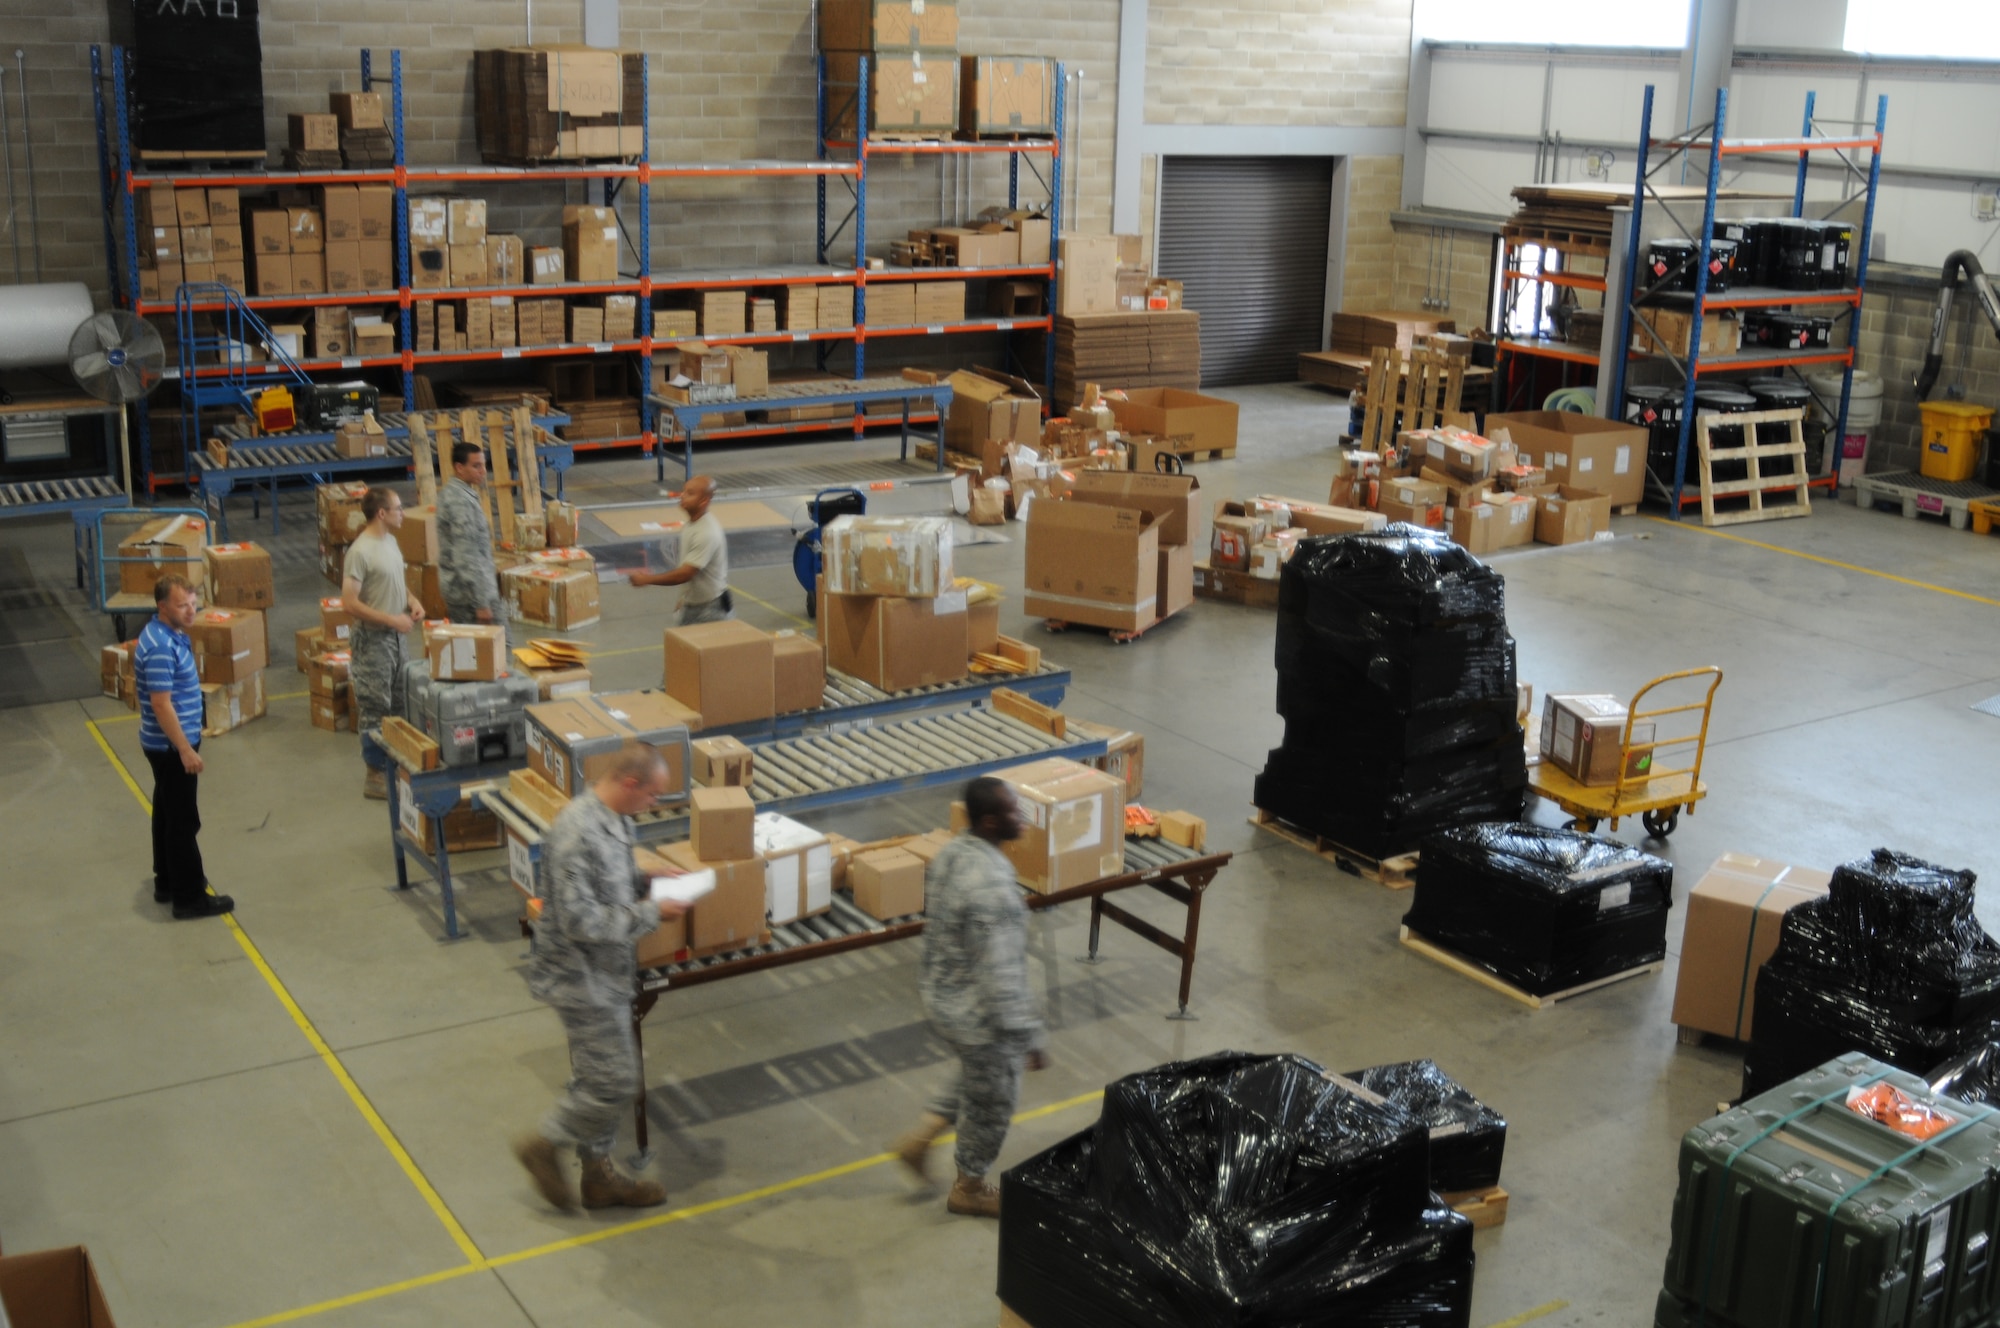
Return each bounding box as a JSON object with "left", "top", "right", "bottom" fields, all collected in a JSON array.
[
  {"left": 1641, "top": 386, "right": 1690, "bottom": 485},
  {"left": 1770, "top": 220, "right": 1821, "bottom": 291},
  {"left": 1747, "top": 379, "right": 1816, "bottom": 472},
  {"left": 1714, "top": 221, "right": 1769, "bottom": 290},
  {"left": 1810, "top": 221, "right": 1855, "bottom": 290},
  {"left": 1702, "top": 238, "right": 1740, "bottom": 294},
  {"left": 1694, "top": 387, "right": 1758, "bottom": 484},
  {"left": 1645, "top": 238, "right": 1699, "bottom": 293}
]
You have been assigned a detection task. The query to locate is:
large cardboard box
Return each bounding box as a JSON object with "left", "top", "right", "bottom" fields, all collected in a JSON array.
[
  {"left": 393, "top": 505, "right": 439, "bottom": 564},
  {"left": 819, "top": 0, "right": 959, "bottom": 48},
  {"left": 1107, "top": 388, "right": 1239, "bottom": 456},
  {"left": 995, "top": 757, "right": 1126, "bottom": 893},
  {"left": 1067, "top": 470, "right": 1202, "bottom": 547},
  {"left": 203, "top": 541, "right": 273, "bottom": 609},
  {"left": 661, "top": 841, "right": 767, "bottom": 952},
  {"left": 824, "top": 50, "right": 958, "bottom": 136},
  {"left": 852, "top": 846, "right": 927, "bottom": 919},
  {"left": 318, "top": 185, "right": 361, "bottom": 241},
  {"left": 1486, "top": 412, "right": 1646, "bottom": 509},
  {"left": 502, "top": 565, "right": 602, "bottom": 630},
  {"left": 822, "top": 515, "right": 955, "bottom": 598},
  {"left": 200, "top": 671, "right": 267, "bottom": 736},
  {"left": 0, "top": 1244, "right": 120, "bottom": 1328},
  {"left": 1056, "top": 233, "right": 1119, "bottom": 316},
  {"left": 1534, "top": 484, "right": 1613, "bottom": 546},
  {"left": 1023, "top": 499, "right": 1160, "bottom": 633},
  {"left": 931, "top": 226, "right": 1018, "bottom": 268},
  {"left": 960, "top": 55, "right": 1056, "bottom": 137},
  {"left": 563, "top": 205, "right": 620, "bottom": 283},
  {"left": 426, "top": 624, "right": 506, "bottom": 681},
  {"left": 755, "top": 812, "right": 834, "bottom": 924},
  {"left": 771, "top": 630, "right": 826, "bottom": 712},
  {"left": 663, "top": 620, "right": 774, "bottom": 728},
  {"left": 118, "top": 514, "right": 207, "bottom": 596},
  {"left": 589, "top": 690, "right": 695, "bottom": 797},
  {"left": 189, "top": 607, "right": 267, "bottom": 684},
  {"left": 820, "top": 589, "right": 970, "bottom": 692},
  {"left": 692, "top": 786, "right": 756, "bottom": 862},
  {"left": 1449, "top": 500, "right": 1521, "bottom": 554},
  {"left": 1671, "top": 852, "right": 1833, "bottom": 1042},
  {"left": 1541, "top": 693, "right": 1654, "bottom": 786},
  {"left": 356, "top": 185, "right": 395, "bottom": 240},
  {"left": 945, "top": 367, "right": 1041, "bottom": 470}
]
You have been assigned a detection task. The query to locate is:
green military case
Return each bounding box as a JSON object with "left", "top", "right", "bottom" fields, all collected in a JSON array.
[{"left": 1661, "top": 1052, "right": 2000, "bottom": 1328}]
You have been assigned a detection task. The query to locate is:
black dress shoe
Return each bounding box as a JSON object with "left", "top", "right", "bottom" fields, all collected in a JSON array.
[{"left": 172, "top": 893, "right": 235, "bottom": 920}]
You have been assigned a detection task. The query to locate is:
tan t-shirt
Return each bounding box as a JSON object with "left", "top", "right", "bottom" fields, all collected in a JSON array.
[
  {"left": 678, "top": 510, "right": 728, "bottom": 608},
  {"left": 343, "top": 529, "right": 408, "bottom": 617}
]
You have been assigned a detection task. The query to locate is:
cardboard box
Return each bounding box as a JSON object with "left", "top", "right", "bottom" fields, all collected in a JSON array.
[
  {"left": 1670, "top": 852, "right": 1834, "bottom": 1042},
  {"left": 691, "top": 786, "right": 756, "bottom": 862},
  {"left": 820, "top": 589, "right": 970, "bottom": 692},
  {"left": 449, "top": 243, "right": 487, "bottom": 287},
  {"left": 293, "top": 627, "right": 326, "bottom": 673},
  {"left": 0, "top": 1245, "right": 119, "bottom": 1328},
  {"left": 289, "top": 112, "right": 340, "bottom": 151},
  {"left": 771, "top": 630, "right": 826, "bottom": 712},
  {"left": 563, "top": 205, "right": 620, "bottom": 283},
  {"left": 529, "top": 246, "right": 565, "bottom": 285},
  {"left": 1024, "top": 498, "right": 1160, "bottom": 633},
  {"left": 692, "top": 735, "right": 755, "bottom": 787},
  {"left": 249, "top": 209, "right": 290, "bottom": 255},
  {"left": 995, "top": 757, "right": 1126, "bottom": 893},
  {"left": 1156, "top": 541, "right": 1194, "bottom": 620},
  {"left": 204, "top": 541, "right": 274, "bottom": 609},
  {"left": 524, "top": 664, "right": 592, "bottom": 700},
  {"left": 403, "top": 563, "right": 446, "bottom": 618},
  {"left": 322, "top": 242, "right": 362, "bottom": 293},
  {"left": 1056, "top": 233, "right": 1119, "bottom": 316},
  {"left": 201, "top": 670, "right": 267, "bottom": 736},
  {"left": 331, "top": 90, "right": 385, "bottom": 129},
  {"left": 317, "top": 481, "right": 371, "bottom": 544},
  {"left": 1485, "top": 412, "right": 1646, "bottom": 509},
  {"left": 178, "top": 224, "right": 214, "bottom": 263},
  {"left": 1211, "top": 514, "right": 1262, "bottom": 571},
  {"left": 631, "top": 847, "right": 688, "bottom": 966},
  {"left": 823, "top": 515, "right": 955, "bottom": 598},
  {"left": 212, "top": 259, "right": 246, "bottom": 294},
  {"left": 287, "top": 207, "right": 323, "bottom": 253},
  {"left": 1067, "top": 719, "right": 1144, "bottom": 800},
  {"left": 318, "top": 185, "right": 361, "bottom": 242},
  {"left": 426, "top": 623, "right": 506, "bottom": 681},
  {"left": 1535, "top": 484, "right": 1613, "bottom": 546},
  {"left": 353, "top": 185, "right": 394, "bottom": 240},
  {"left": 1541, "top": 693, "right": 1655, "bottom": 786},
  {"left": 851, "top": 847, "right": 927, "bottom": 919},
  {"left": 447, "top": 198, "right": 487, "bottom": 247},
  {"left": 663, "top": 619, "right": 774, "bottom": 728},
  {"left": 820, "top": 0, "right": 959, "bottom": 48},
  {"left": 1413, "top": 428, "right": 1514, "bottom": 482},
  {"left": 967, "top": 596, "right": 1001, "bottom": 654},
  {"left": 755, "top": 812, "right": 834, "bottom": 924},
  {"left": 291, "top": 251, "right": 326, "bottom": 295},
  {"left": 660, "top": 841, "right": 767, "bottom": 952},
  {"left": 826, "top": 49, "right": 958, "bottom": 135},
  {"left": 960, "top": 55, "right": 1056, "bottom": 137},
  {"left": 353, "top": 318, "right": 395, "bottom": 356},
  {"left": 945, "top": 367, "right": 1042, "bottom": 470},
  {"left": 317, "top": 596, "right": 354, "bottom": 646},
  {"left": 118, "top": 514, "right": 208, "bottom": 596},
  {"left": 503, "top": 565, "right": 602, "bottom": 630},
  {"left": 210, "top": 222, "right": 243, "bottom": 260},
  {"left": 1107, "top": 388, "right": 1239, "bottom": 456},
  {"left": 310, "top": 691, "right": 357, "bottom": 732},
  {"left": 1159, "top": 810, "right": 1205, "bottom": 851},
  {"left": 931, "top": 226, "right": 1018, "bottom": 269},
  {"left": 189, "top": 607, "right": 267, "bottom": 684},
  {"left": 250, "top": 252, "right": 293, "bottom": 297},
  {"left": 1070, "top": 470, "right": 1202, "bottom": 549},
  {"left": 1632, "top": 307, "right": 1737, "bottom": 359}
]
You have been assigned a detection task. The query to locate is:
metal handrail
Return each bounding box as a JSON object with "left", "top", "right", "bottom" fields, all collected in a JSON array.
[{"left": 1611, "top": 666, "right": 1724, "bottom": 805}]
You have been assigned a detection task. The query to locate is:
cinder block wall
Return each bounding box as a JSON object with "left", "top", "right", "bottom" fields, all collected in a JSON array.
[
  {"left": 1389, "top": 222, "right": 1494, "bottom": 335},
  {"left": 1144, "top": 0, "right": 1410, "bottom": 126}
]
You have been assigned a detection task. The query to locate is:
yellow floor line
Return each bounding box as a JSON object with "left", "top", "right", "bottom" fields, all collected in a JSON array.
[
  {"left": 1485, "top": 1299, "right": 1570, "bottom": 1328},
  {"left": 215, "top": 1089, "right": 1106, "bottom": 1328},
  {"left": 1646, "top": 515, "right": 2000, "bottom": 607},
  {"left": 84, "top": 718, "right": 486, "bottom": 1268}
]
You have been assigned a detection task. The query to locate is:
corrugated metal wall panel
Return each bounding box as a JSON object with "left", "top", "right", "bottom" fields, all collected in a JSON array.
[{"left": 1157, "top": 156, "right": 1335, "bottom": 387}]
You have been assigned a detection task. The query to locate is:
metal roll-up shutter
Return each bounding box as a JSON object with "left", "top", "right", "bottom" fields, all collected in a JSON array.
[{"left": 1158, "top": 156, "right": 1335, "bottom": 387}]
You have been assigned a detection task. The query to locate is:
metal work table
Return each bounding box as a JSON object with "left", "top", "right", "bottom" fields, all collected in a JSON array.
[
  {"left": 646, "top": 376, "right": 953, "bottom": 482},
  {"left": 621, "top": 834, "right": 1231, "bottom": 1160}
]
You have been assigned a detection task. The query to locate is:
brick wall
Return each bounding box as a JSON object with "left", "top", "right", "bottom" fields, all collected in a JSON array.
[
  {"left": 1389, "top": 220, "right": 1495, "bottom": 333},
  {"left": 1341, "top": 156, "right": 1403, "bottom": 309},
  {"left": 6, "top": 0, "right": 1117, "bottom": 310},
  {"left": 1144, "top": 0, "right": 1410, "bottom": 126},
  {"left": 1854, "top": 278, "right": 2000, "bottom": 473}
]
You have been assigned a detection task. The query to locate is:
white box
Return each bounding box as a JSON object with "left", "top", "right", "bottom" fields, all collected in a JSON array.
[{"left": 753, "top": 811, "right": 833, "bottom": 924}]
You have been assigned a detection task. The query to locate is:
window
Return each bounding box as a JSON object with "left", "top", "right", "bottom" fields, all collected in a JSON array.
[
  {"left": 1844, "top": 1, "right": 2000, "bottom": 58},
  {"left": 1417, "top": 0, "right": 1689, "bottom": 47}
]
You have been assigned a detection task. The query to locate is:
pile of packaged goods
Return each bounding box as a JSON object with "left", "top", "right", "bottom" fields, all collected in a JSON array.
[
  {"left": 1404, "top": 824, "right": 1675, "bottom": 996},
  {"left": 1339, "top": 1059, "right": 1507, "bottom": 1194},
  {"left": 1658, "top": 1052, "right": 2000, "bottom": 1328},
  {"left": 1741, "top": 849, "right": 2000, "bottom": 1099},
  {"left": 999, "top": 1052, "right": 1476, "bottom": 1328},
  {"left": 1252, "top": 525, "right": 1525, "bottom": 860}
]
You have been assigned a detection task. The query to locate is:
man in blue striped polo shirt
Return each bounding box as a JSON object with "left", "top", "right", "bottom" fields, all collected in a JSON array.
[{"left": 136, "top": 574, "right": 234, "bottom": 920}]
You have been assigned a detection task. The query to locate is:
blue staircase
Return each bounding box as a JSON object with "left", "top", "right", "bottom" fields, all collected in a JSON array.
[{"left": 175, "top": 283, "right": 314, "bottom": 471}]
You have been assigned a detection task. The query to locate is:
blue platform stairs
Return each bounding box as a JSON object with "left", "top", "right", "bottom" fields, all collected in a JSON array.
[{"left": 174, "top": 283, "right": 314, "bottom": 461}]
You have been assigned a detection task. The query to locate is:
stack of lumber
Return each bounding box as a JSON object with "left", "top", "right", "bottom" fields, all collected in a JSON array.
[
  {"left": 1299, "top": 309, "right": 1457, "bottom": 393},
  {"left": 1038, "top": 310, "right": 1201, "bottom": 410}
]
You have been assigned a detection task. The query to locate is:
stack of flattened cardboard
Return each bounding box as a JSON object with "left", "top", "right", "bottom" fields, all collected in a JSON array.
[
  {"left": 473, "top": 48, "right": 646, "bottom": 162},
  {"left": 1039, "top": 310, "right": 1201, "bottom": 410},
  {"left": 1299, "top": 310, "right": 1457, "bottom": 393}
]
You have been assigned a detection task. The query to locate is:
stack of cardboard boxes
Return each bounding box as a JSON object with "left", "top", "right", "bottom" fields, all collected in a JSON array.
[
  {"left": 1196, "top": 495, "right": 1388, "bottom": 606},
  {"left": 1023, "top": 472, "right": 1201, "bottom": 633},
  {"left": 503, "top": 548, "right": 602, "bottom": 630},
  {"left": 247, "top": 201, "right": 325, "bottom": 298},
  {"left": 132, "top": 186, "right": 244, "bottom": 301},
  {"left": 662, "top": 619, "right": 825, "bottom": 729},
  {"left": 316, "top": 481, "right": 371, "bottom": 585},
  {"left": 817, "top": 516, "right": 970, "bottom": 692},
  {"left": 822, "top": 0, "right": 961, "bottom": 140},
  {"left": 636, "top": 788, "right": 766, "bottom": 963},
  {"left": 314, "top": 183, "right": 396, "bottom": 294}
]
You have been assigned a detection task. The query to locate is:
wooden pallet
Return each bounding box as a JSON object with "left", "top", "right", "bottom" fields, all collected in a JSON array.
[
  {"left": 1398, "top": 925, "right": 1664, "bottom": 1009},
  {"left": 1694, "top": 408, "right": 1811, "bottom": 527},
  {"left": 1854, "top": 471, "right": 1996, "bottom": 531},
  {"left": 1443, "top": 1184, "right": 1510, "bottom": 1230},
  {"left": 1353, "top": 346, "right": 1466, "bottom": 453},
  {"left": 1040, "top": 604, "right": 1189, "bottom": 645},
  {"left": 1248, "top": 809, "right": 1418, "bottom": 888},
  {"left": 1501, "top": 223, "right": 1611, "bottom": 257}
]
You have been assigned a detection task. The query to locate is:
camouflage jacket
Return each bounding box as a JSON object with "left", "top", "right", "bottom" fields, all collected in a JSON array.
[
  {"left": 528, "top": 792, "right": 657, "bottom": 1009},
  {"left": 919, "top": 834, "right": 1043, "bottom": 1048},
  {"left": 435, "top": 476, "right": 500, "bottom": 612}
]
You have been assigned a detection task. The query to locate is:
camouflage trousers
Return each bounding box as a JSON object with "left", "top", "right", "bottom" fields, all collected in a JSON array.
[
  {"left": 676, "top": 595, "right": 732, "bottom": 626},
  {"left": 927, "top": 1034, "right": 1028, "bottom": 1178},
  {"left": 540, "top": 999, "right": 637, "bottom": 1161},
  {"left": 447, "top": 602, "right": 510, "bottom": 660},
  {"left": 350, "top": 625, "right": 407, "bottom": 733}
]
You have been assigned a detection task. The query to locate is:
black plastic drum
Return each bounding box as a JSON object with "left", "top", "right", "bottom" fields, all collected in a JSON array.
[
  {"left": 1713, "top": 221, "right": 1769, "bottom": 289},
  {"left": 1693, "top": 387, "right": 1757, "bottom": 484},
  {"left": 1646, "top": 238, "right": 1698, "bottom": 292}
]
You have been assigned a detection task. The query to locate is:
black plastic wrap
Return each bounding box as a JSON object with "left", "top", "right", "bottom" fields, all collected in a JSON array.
[
  {"left": 1402, "top": 823, "right": 1674, "bottom": 996},
  {"left": 1274, "top": 625, "right": 1518, "bottom": 715},
  {"left": 1742, "top": 850, "right": 2000, "bottom": 1099},
  {"left": 115, "top": 0, "right": 268, "bottom": 155},
  {"left": 1254, "top": 750, "right": 1527, "bottom": 864},
  {"left": 1931, "top": 1041, "right": 2000, "bottom": 1106},
  {"left": 1278, "top": 699, "right": 1522, "bottom": 763},
  {"left": 1280, "top": 526, "right": 1507, "bottom": 629},
  {"left": 997, "top": 1052, "right": 1475, "bottom": 1328},
  {"left": 1340, "top": 1060, "right": 1507, "bottom": 1193}
]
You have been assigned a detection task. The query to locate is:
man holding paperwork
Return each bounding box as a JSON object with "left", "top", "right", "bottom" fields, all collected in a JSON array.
[{"left": 515, "top": 741, "right": 688, "bottom": 1212}]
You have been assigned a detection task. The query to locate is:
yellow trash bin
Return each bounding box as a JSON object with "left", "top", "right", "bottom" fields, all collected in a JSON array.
[{"left": 1919, "top": 400, "right": 1994, "bottom": 482}]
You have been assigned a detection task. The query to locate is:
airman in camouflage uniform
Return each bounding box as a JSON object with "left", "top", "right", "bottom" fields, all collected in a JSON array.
[
  {"left": 514, "top": 741, "right": 688, "bottom": 1212},
  {"left": 436, "top": 440, "right": 507, "bottom": 652},
  {"left": 892, "top": 776, "right": 1049, "bottom": 1218},
  {"left": 341, "top": 487, "right": 426, "bottom": 799}
]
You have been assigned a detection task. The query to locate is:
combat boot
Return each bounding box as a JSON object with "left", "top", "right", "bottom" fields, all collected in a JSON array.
[
  {"left": 945, "top": 1169, "right": 1001, "bottom": 1218},
  {"left": 891, "top": 1111, "right": 951, "bottom": 1182},
  {"left": 512, "top": 1133, "right": 577, "bottom": 1212},
  {"left": 580, "top": 1155, "right": 666, "bottom": 1209}
]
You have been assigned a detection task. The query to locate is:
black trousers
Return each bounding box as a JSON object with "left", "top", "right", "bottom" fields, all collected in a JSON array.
[{"left": 144, "top": 745, "right": 206, "bottom": 906}]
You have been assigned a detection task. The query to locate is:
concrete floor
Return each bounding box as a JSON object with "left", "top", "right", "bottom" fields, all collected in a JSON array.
[{"left": 3, "top": 381, "right": 1999, "bottom": 1328}]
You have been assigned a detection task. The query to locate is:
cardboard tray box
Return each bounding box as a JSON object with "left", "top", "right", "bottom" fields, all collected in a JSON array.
[{"left": 1107, "top": 388, "right": 1239, "bottom": 455}]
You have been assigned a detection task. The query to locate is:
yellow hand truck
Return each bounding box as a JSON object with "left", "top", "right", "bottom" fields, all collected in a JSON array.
[{"left": 1527, "top": 666, "right": 1723, "bottom": 837}]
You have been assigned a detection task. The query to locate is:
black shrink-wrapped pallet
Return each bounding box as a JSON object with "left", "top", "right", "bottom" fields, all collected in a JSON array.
[
  {"left": 998, "top": 1052, "right": 1475, "bottom": 1328},
  {"left": 110, "top": 0, "right": 268, "bottom": 156},
  {"left": 1403, "top": 823, "right": 1674, "bottom": 996},
  {"left": 1741, "top": 849, "right": 2000, "bottom": 1099},
  {"left": 1339, "top": 1059, "right": 1508, "bottom": 1193}
]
